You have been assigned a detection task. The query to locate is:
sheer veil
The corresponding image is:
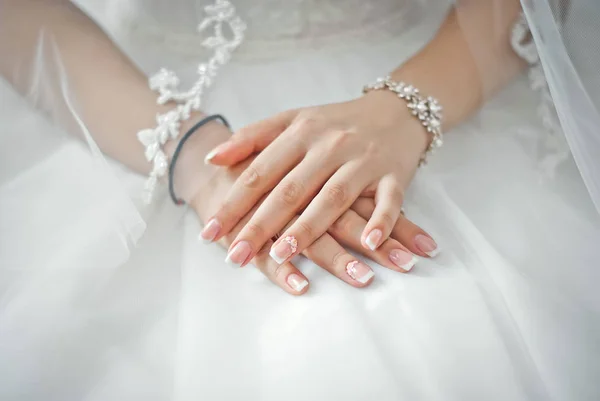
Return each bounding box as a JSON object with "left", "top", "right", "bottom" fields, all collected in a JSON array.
[
  {"left": 456, "top": 0, "right": 600, "bottom": 214},
  {"left": 522, "top": 0, "right": 600, "bottom": 214}
]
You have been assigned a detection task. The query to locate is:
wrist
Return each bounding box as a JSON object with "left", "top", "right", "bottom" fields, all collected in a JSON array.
[
  {"left": 164, "top": 113, "right": 232, "bottom": 204},
  {"left": 359, "top": 89, "right": 431, "bottom": 160},
  {"left": 388, "top": 41, "right": 481, "bottom": 131}
]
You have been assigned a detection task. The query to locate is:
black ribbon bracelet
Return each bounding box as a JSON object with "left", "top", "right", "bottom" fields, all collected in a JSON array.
[{"left": 168, "top": 114, "right": 231, "bottom": 205}]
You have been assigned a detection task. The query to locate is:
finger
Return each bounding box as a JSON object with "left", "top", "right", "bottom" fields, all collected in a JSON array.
[
  {"left": 269, "top": 159, "right": 372, "bottom": 265},
  {"left": 302, "top": 232, "right": 375, "bottom": 287},
  {"left": 351, "top": 198, "right": 440, "bottom": 258},
  {"left": 193, "top": 196, "right": 310, "bottom": 295},
  {"left": 329, "top": 209, "right": 418, "bottom": 272},
  {"left": 280, "top": 215, "right": 374, "bottom": 288},
  {"left": 360, "top": 174, "right": 404, "bottom": 251},
  {"left": 205, "top": 110, "right": 296, "bottom": 166},
  {"left": 202, "top": 129, "right": 306, "bottom": 247},
  {"left": 253, "top": 247, "right": 310, "bottom": 295},
  {"left": 226, "top": 150, "right": 341, "bottom": 268}
]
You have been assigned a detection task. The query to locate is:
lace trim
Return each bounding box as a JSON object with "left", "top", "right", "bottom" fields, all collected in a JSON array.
[
  {"left": 511, "top": 12, "right": 569, "bottom": 176},
  {"left": 116, "top": 5, "right": 437, "bottom": 61},
  {"left": 137, "top": 0, "right": 246, "bottom": 203}
]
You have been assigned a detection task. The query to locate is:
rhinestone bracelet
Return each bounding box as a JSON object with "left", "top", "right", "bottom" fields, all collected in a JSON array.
[{"left": 363, "top": 76, "right": 443, "bottom": 166}]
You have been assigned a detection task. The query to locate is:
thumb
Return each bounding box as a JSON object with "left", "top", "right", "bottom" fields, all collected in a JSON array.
[{"left": 204, "top": 110, "right": 296, "bottom": 166}]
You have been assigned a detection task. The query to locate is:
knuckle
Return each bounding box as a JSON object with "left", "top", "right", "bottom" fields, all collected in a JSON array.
[
  {"left": 387, "top": 182, "right": 404, "bottom": 203},
  {"left": 272, "top": 262, "right": 287, "bottom": 281},
  {"left": 241, "top": 167, "right": 261, "bottom": 189},
  {"left": 236, "top": 126, "right": 253, "bottom": 139},
  {"left": 243, "top": 222, "right": 266, "bottom": 239},
  {"left": 330, "top": 249, "right": 349, "bottom": 271},
  {"left": 277, "top": 180, "right": 304, "bottom": 207},
  {"left": 393, "top": 187, "right": 405, "bottom": 203},
  {"left": 295, "top": 220, "right": 314, "bottom": 239},
  {"left": 295, "top": 114, "right": 320, "bottom": 133},
  {"left": 301, "top": 243, "right": 315, "bottom": 260},
  {"left": 379, "top": 211, "right": 396, "bottom": 228},
  {"left": 328, "top": 130, "right": 353, "bottom": 148},
  {"left": 331, "top": 213, "right": 354, "bottom": 235},
  {"left": 324, "top": 183, "right": 348, "bottom": 208},
  {"left": 361, "top": 186, "right": 377, "bottom": 198}
]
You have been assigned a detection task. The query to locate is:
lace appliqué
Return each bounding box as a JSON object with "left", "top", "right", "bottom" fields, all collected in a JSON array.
[
  {"left": 137, "top": 0, "right": 246, "bottom": 204},
  {"left": 511, "top": 12, "right": 569, "bottom": 177}
]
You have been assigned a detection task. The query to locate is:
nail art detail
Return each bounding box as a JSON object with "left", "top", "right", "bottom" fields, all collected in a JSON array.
[
  {"left": 284, "top": 236, "right": 298, "bottom": 253},
  {"left": 414, "top": 234, "right": 440, "bottom": 257},
  {"left": 225, "top": 241, "right": 252, "bottom": 266},
  {"left": 269, "top": 235, "right": 298, "bottom": 264},
  {"left": 389, "top": 249, "right": 418, "bottom": 271},
  {"left": 365, "top": 229, "right": 383, "bottom": 251},
  {"left": 287, "top": 274, "right": 308, "bottom": 292},
  {"left": 199, "top": 218, "right": 221, "bottom": 243},
  {"left": 346, "top": 261, "right": 375, "bottom": 284}
]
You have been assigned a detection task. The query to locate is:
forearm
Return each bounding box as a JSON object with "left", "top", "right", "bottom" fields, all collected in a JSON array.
[
  {"left": 390, "top": 0, "right": 526, "bottom": 130},
  {"left": 0, "top": 0, "right": 228, "bottom": 177}
]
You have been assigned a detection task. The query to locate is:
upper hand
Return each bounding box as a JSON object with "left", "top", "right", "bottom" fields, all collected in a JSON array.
[{"left": 202, "top": 91, "right": 432, "bottom": 266}]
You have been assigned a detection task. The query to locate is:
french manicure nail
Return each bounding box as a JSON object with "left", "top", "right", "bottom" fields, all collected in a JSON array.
[
  {"left": 346, "top": 260, "right": 375, "bottom": 284},
  {"left": 287, "top": 274, "right": 308, "bottom": 292},
  {"left": 204, "top": 142, "right": 234, "bottom": 164},
  {"left": 269, "top": 236, "right": 298, "bottom": 264},
  {"left": 225, "top": 241, "right": 252, "bottom": 266},
  {"left": 204, "top": 142, "right": 228, "bottom": 164},
  {"left": 365, "top": 229, "right": 383, "bottom": 251},
  {"left": 204, "top": 148, "right": 219, "bottom": 164},
  {"left": 414, "top": 234, "right": 440, "bottom": 257},
  {"left": 199, "top": 218, "right": 221, "bottom": 243},
  {"left": 389, "top": 249, "right": 418, "bottom": 271}
]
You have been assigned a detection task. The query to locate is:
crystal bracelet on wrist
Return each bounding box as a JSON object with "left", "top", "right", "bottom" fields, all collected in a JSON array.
[{"left": 363, "top": 76, "right": 443, "bottom": 166}]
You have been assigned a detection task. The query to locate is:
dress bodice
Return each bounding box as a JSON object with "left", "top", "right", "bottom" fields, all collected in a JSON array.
[{"left": 77, "top": 0, "right": 445, "bottom": 59}]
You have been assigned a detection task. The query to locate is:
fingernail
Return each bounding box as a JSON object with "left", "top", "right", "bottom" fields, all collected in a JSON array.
[
  {"left": 389, "top": 249, "right": 418, "bottom": 271},
  {"left": 204, "top": 149, "right": 219, "bottom": 164},
  {"left": 346, "top": 260, "right": 375, "bottom": 284},
  {"left": 204, "top": 142, "right": 233, "bottom": 164},
  {"left": 199, "top": 218, "right": 221, "bottom": 243},
  {"left": 414, "top": 234, "right": 440, "bottom": 257},
  {"left": 225, "top": 241, "right": 252, "bottom": 266},
  {"left": 365, "top": 229, "right": 383, "bottom": 251},
  {"left": 287, "top": 274, "right": 308, "bottom": 292},
  {"left": 269, "top": 236, "right": 298, "bottom": 264}
]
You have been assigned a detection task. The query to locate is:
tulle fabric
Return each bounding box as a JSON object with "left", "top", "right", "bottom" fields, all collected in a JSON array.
[
  {"left": 522, "top": 0, "right": 600, "bottom": 213},
  {"left": 1, "top": 1, "right": 599, "bottom": 400}
]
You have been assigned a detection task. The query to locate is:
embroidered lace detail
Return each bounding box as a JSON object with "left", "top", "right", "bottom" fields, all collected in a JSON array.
[
  {"left": 84, "top": 0, "right": 440, "bottom": 60},
  {"left": 137, "top": 0, "right": 246, "bottom": 203},
  {"left": 511, "top": 12, "right": 569, "bottom": 176}
]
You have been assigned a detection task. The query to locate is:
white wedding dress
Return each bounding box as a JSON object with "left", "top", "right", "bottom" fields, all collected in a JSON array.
[{"left": 1, "top": 1, "right": 599, "bottom": 400}]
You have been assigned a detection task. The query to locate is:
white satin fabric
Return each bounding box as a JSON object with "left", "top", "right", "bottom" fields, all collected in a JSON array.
[{"left": 1, "top": 1, "right": 599, "bottom": 400}]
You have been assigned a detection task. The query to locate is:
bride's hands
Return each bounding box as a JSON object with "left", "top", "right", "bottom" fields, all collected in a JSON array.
[
  {"left": 203, "top": 92, "right": 434, "bottom": 266},
  {"left": 191, "top": 156, "right": 436, "bottom": 295}
]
